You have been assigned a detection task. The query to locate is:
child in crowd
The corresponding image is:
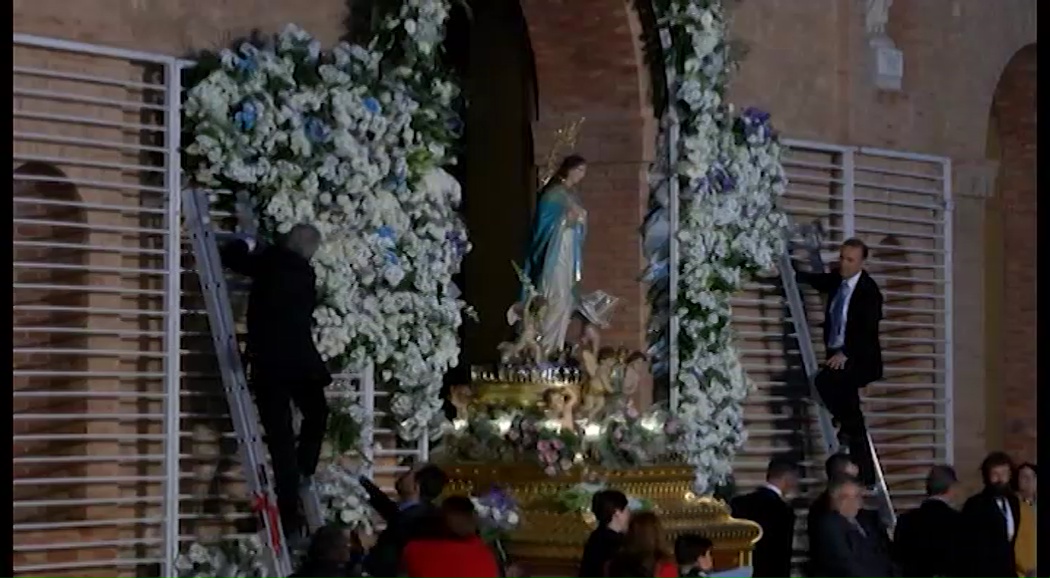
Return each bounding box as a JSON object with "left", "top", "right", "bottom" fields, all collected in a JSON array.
[
  {"left": 578, "top": 489, "right": 631, "bottom": 577},
  {"left": 675, "top": 534, "right": 715, "bottom": 578}
]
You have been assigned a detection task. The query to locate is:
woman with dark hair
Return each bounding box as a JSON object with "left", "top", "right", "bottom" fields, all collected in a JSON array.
[
  {"left": 290, "top": 524, "right": 354, "bottom": 577},
  {"left": 605, "top": 511, "right": 677, "bottom": 578},
  {"left": 521, "top": 154, "right": 589, "bottom": 357},
  {"left": 1014, "top": 462, "right": 1037, "bottom": 577},
  {"left": 401, "top": 495, "right": 501, "bottom": 577}
]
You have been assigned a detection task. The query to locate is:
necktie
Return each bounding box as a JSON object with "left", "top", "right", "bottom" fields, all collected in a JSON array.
[
  {"left": 998, "top": 498, "right": 1015, "bottom": 540},
  {"left": 829, "top": 281, "right": 849, "bottom": 348}
]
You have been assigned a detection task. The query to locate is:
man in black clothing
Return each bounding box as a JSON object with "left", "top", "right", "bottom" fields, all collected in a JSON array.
[
  {"left": 221, "top": 224, "right": 331, "bottom": 541},
  {"left": 806, "top": 454, "right": 859, "bottom": 576},
  {"left": 362, "top": 464, "right": 448, "bottom": 577},
  {"left": 960, "top": 452, "right": 1021, "bottom": 577},
  {"left": 813, "top": 477, "right": 897, "bottom": 577},
  {"left": 578, "top": 489, "right": 630, "bottom": 577},
  {"left": 893, "top": 465, "right": 963, "bottom": 577},
  {"left": 796, "top": 238, "right": 884, "bottom": 487},
  {"left": 730, "top": 457, "right": 799, "bottom": 578}
]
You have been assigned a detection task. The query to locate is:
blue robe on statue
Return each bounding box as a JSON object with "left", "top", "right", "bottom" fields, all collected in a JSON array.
[{"left": 522, "top": 184, "right": 587, "bottom": 355}]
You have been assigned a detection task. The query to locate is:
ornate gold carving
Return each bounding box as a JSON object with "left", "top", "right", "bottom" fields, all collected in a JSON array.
[{"left": 441, "top": 462, "right": 762, "bottom": 570}]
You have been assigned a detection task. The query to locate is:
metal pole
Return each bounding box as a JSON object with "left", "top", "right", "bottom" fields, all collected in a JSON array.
[
  {"left": 161, "top": 57, "right": 183, "bottom": 578},
  {"left": 941, "top": 158, "right": 955, "bottom": 466},
  {"left": 361, "top": 361, "right": 376, "bottom": 478},
  {"left": 659, "top": 26, "right": 682, "bottom": 413},
  {"left": 842, "top": 148, "right": 856, "bottom": 239}
]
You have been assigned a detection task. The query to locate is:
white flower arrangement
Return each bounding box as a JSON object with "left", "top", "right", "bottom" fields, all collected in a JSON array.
[
  {"left": 314, "top": 462, "right": 375, "bottom": 532},
  {"left": 182, "top": 8, "right": 466, "bottom": 443},
  {"left": 174, "top": 535, "right": 268, "bottom": 578},
  {"left": 643, "top": 0, "right": 788, "bottom": 493}
]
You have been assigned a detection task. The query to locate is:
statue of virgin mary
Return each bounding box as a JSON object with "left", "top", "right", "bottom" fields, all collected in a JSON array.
[{"left": 522, "top": 154, "right": 589, "bottom": 356}]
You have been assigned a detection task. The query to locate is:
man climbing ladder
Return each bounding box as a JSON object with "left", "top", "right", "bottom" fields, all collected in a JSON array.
[
  {"left": 183, "top": 189, "right": 331, "bottom": 575},
  {"left": 219, "top": 222, "right": 332, "bottom": 543}
]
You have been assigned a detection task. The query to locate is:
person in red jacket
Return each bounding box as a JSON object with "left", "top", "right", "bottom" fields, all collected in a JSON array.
[
  {"left": 605, "top": 511, "right": 678, "bottom": 578},
  {"left": 402, "top": 495, "right": 501, "bottom": 578}
]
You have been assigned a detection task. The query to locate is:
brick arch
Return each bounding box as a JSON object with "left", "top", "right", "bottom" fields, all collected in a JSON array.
[
  {"left": 985, "top": 43, "right": 1036, "bottom": 461},
  {"left": 517, "top": 0, "right": 654, "bottom": 353},
  {"left": 12, "top": 161, "right": 98, "bottom": 571}
]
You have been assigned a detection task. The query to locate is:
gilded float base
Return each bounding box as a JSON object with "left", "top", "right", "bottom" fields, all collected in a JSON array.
[{"left": 442, "top": 462, "right": 762, "bottom": 574}]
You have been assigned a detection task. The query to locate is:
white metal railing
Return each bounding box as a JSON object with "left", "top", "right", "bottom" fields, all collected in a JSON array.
[
  {"left": 13, "top": 33, "right": 183, "bottom": 577},
  {"left": 732, "top": 140, "right": 952, "bottom": 509}
]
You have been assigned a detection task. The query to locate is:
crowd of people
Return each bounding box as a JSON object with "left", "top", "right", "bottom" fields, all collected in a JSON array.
[
  {"left": 729, "top": 452, "right": 1037, "bottom": 578},
  {"left": 289, "top": 464, "right": 728, "bottom": 578}
]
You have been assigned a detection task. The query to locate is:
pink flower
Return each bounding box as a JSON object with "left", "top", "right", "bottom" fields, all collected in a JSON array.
[
  {"left": 537, "top": 440, "right": 550, "bottom": 453},
  {"left": 627, "top": 406, "right": 640, "bottom": 419},
  {"left": 544, "top": 466, "right": 557, "bottom": 476},
  {"left": 551, "top": 439, "right": 564, "bottom": 450}
]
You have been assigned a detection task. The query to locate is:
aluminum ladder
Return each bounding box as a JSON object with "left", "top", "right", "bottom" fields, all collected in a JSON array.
[
  {"left": 778, "top": 224, "right": 897, "bottom": 530},
  {"left": 183, "top": 189, "right": 312, "bottom": 576}
]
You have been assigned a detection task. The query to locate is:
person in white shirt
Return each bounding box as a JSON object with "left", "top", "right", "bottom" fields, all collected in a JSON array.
[{"left": 795, "top": 238, "right": 884, "bottom": 487}]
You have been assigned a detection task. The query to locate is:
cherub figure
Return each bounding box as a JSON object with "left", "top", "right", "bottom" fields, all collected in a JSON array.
[
  {"left": 498, "top": 293, "right": 548, "bottom": 366},
  {"left": 449, "top": 383, "right": 473, "bottom": 421},
  {"left": 619, "top": 352, "right": 649, "bottom": 414},
  {"left": 579, "top": 346, "right": 618, "bottom": 421},
  {"left": 542, "top": 385, "right": 579, "bottom": 432}
]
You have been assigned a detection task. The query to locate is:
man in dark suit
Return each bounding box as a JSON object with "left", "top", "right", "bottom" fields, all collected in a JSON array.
[
  {"left": 960, "top": 452, "right": 1021, "bottom": 577},
  {"left": 221, "top": 224, "right": 331, "bottom": 541},
  {"left": 813, "top": 477, "right": 897, "bottom": 577},
  {"left": 362, "top": 464, "right": 448, "bottom": 577},
  {"left": 797, "top": 237, "right": 884, "bottom": 487},
  {"left": 893, "top": 465, "right": 964, "bottom": 577},
  {"left": 806, "top": 454, "right": 869, "bottom": 577},
  {"left": 731, "top": 457, "right": 800, "bottom": 578}
]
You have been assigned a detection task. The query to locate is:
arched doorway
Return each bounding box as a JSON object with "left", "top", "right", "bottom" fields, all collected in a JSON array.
[
  {"left": 446, "top": 0, "right": 539, "bottom": 373},
  {"left": 446, "top": 0, "right": 653, "bottom": 372},
  {"left": 12, "top": 161, "right": 91, "bottom": 563},
  {"left": 985, "top": 44, "right": 1036, "bottom": 460}
]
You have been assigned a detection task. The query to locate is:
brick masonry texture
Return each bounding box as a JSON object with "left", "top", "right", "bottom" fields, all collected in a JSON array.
[{"left": 13, "top": 0, "right": 1036, "bottom": 532}]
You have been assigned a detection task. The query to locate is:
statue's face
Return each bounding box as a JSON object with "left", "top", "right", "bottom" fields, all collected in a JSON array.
[
  {"left": 547, "top": 391, "right": 565, "bottom": 411},
  {"left": 565, "top": 163, "right": 587, "bottom": 187}
]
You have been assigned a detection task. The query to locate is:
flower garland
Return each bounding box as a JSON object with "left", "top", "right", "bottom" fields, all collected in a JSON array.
[
  {"left": 643, "top": 0, "right": 788, "bottom": 493},
  {"left": 554, "top": 482, "right": 655, "bottom": 523},
  {"left": 182, "top": 7, "right": 466, "bottom": 443},
  {"left": 314, "top": 462, "right": 375, "bottom": 531},
  {"left": 175, "top": 536, "right": 268, "bottom": 578},
  {"left": 436, "top": 404, "right": 681, "bottom": 475}
]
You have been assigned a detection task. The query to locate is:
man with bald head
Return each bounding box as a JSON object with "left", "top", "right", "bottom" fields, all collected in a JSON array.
[
  {"left": 222, "top": 222, "right": 331, "bottom": 542},
  {"left": 812, "top": 477, "right": 897, "bottom": 577}
]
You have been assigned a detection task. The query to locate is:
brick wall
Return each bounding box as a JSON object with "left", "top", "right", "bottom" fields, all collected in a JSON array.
[
  {"left": 520, "top": 0, "right": 655, "bottom": 354},
  {"left": 989, "top": 44, "right": 1037, "bottom": 463}
]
